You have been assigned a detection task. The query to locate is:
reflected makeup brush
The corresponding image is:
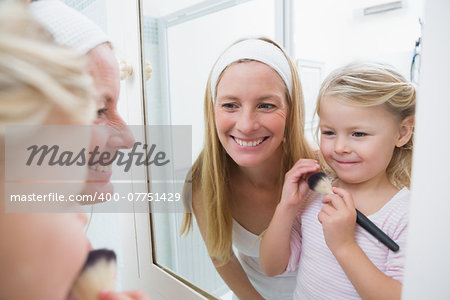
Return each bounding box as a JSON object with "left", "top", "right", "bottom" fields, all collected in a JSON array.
[
  {"left": 70, "top": 249, "right": 117, "bottom": 300},
  {"left": 307, "top": 172, "right": 399, "bottom": 252}
]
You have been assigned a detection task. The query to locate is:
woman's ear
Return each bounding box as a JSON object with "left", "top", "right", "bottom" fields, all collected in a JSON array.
[{"left": 396, "top": 116, "right": 415, "bottom": 147}]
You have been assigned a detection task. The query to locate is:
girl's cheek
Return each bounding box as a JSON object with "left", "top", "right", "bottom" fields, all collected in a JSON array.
[{"left": 319, "top": 141, "right": 330, "bottom": 155}]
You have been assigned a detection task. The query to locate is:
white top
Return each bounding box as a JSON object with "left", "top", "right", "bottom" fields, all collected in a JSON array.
[
  {"left": 287, "top": 188, "right": 410, "bottom": 299},
  {"left": 232, "top": 218, "right": 297, "bottom": 300}
]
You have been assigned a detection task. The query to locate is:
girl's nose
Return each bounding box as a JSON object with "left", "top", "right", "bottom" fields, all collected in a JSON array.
[{"left": 334, "top": 136, "right": 350, "bottom": 154}]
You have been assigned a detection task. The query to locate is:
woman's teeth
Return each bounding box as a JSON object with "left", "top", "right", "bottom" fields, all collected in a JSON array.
[{"left": 234, "top": 137, "right": 264, "bottom": 147}]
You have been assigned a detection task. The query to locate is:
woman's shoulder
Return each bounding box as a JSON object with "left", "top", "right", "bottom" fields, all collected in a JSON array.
[
  {"left": 190, "top": 180, "right": 207, "bottom": 224},
  {"left": 186, "top": 176, "right": 208, "bottom": 232},
  {"left": 183, "top": 158, "right": 203, "bottom": 208},
  {"left": 191, "top": 186, "right": 201, "bottom": 208}
]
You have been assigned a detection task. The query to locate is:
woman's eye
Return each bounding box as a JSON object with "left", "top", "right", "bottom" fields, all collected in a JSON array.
[
  {"left": 258, "top": 103, "right": 275, "bottom": 109},
  {"left": 222, "top": 103, "right": 237, "bottom": 109},
  {"left": 353, "top": 132, "right": 367, "bottom": 137},
  {"left": 97, "top": 108, "right": 108, "bottom": 117}
]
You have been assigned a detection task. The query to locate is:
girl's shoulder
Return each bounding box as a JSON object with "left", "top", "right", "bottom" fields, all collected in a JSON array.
[
  {"left": 371, "top": 187, "right": 411, "bottom": 229},
  {"left": 387, "top": 187, "right": 411, "bottom": 211}
]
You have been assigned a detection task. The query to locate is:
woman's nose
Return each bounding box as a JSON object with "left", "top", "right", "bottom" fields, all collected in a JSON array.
[
  {"left": 236, "top": 109, "right": 260, "bottom": 133},
  {"left": 107, "top": 123, "right": 135, "bottom": 150}
]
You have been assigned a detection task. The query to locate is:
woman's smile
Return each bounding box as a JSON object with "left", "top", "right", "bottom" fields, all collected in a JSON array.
[{"left": 232, "top": 136, "right": 268, "bottom": 148}]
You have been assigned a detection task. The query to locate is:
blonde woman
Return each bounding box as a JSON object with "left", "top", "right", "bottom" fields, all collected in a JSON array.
[
  {"left": 0, "top": 1, "right": 91, "bottom": 299},
  {"left": 181, "top": 38, "right": 318, "bottom": 300},
  {"left": 260, "top": 62, "right": 415, "bottom": 299},
  {"left": 0, "top": 2, "right": 148, "bottom": 299}
]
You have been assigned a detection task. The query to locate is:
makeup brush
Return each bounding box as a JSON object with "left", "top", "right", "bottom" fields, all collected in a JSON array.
[
  {"left": 70, "top": 249, "right": 117, "bottom": 300},
  {"left": 307, "top": 172, "right": 399, "bottom": 252}
]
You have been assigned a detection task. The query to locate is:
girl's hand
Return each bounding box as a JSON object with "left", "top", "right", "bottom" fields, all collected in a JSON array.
[
  {"left": 279, "top": 159, "right": 320, "bottom": 209},
  {"left": 98, "top": 290, "right": 150, "bottom": 300},
  {"left": 318, "top": 187, "right": 357, "bottom": 254}
]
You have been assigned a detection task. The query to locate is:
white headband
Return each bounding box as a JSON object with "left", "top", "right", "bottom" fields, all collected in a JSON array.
[
  {"left": 210, "top": 39, "right": 293, "bottom": 102},
  {"left": 29, "top": 0, "right": 110, "bottom": 54}
]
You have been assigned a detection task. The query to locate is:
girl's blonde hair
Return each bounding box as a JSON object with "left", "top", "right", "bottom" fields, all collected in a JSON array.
[
  {"left": 180, "top": 37, "right": 315, "bottom": 264},
  {"left": 0, "top": 0, "right": 95, "bottom": 129},
  {"left": 315, "top": 62, "right": 416, "bottom": 189}
]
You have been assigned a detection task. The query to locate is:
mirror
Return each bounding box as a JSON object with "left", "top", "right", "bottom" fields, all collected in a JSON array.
[
  {"left": 141, "top": 0, "right": 279, "bottom": 298},
  {"left": 140, "top": 0, "right": 424, "bottom": 298}
]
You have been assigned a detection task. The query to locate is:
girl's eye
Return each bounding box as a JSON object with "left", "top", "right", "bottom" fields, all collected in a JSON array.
[
  {"left": 322, "top": 130, "right": 335, "bottom": 136},
  {"left": 97, "top": 108, "right": 108, "bottom": 117},
  {"left": 258, "top": 103, "right": 275, "bottom": 109},
  {"left": 353, "top": 132, "right": 367, "bottom": 137}
]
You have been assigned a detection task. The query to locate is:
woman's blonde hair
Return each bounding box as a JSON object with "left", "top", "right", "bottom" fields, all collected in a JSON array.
[
  {"left": 0, "top": 0, "right": 95, "bottom": 129},
  {"left": 180, "top": 37, "right": 315, "bottom": 264},
  {"left": 315, "top": 62, "right": 416, "bottom": 189}
]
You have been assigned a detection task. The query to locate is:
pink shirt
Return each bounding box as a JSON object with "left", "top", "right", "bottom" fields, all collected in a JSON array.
[{"left": 286, "top": 188, "right": 410, "bottom": 299}]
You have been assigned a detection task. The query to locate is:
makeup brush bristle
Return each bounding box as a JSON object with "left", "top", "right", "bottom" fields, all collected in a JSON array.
[
  {"left": 307, "top": 172, "right": 333, "bottom": 195},
  {"left": 70, "top": 249, "right": 117, "bottom": 300}
]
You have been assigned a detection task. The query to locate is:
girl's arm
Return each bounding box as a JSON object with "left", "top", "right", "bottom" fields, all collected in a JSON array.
[
  {"left": 192, "top": 190, "right": 264, "bottom": 300},
  {"left": 259, "top": 201, "right": 299, "bottom": 276},
  {"left": 260, "top": 159, "right": 320, "bottom": 276},
  {"left": 319, "top": 187, "right": 401, "bottom": 300}
]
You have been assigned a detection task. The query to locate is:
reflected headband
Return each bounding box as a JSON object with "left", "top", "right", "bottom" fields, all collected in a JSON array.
[{"left": 210, "top": 39, "right": 293, "bottom": 102}]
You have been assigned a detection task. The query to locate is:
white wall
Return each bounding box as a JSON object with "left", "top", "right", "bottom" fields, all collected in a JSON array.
[
  {"left": 294, "top": 0, "right": 425, "bottom": 76},
  {"left": 402, "top": 0, "right": 450, "bottom": 298},
  {"left": 142, "top": 0, "right": 204, "bottom": 18}
]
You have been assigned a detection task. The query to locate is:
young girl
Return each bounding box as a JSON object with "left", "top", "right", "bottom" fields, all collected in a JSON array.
[{"left": 260, "top": 62, "right": 415, "bottom": 299}]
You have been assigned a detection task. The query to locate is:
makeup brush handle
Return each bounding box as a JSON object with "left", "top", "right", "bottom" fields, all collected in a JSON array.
[{"left": 355, "top": 209, "right": 399, "bottom": 252}]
